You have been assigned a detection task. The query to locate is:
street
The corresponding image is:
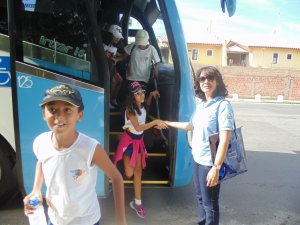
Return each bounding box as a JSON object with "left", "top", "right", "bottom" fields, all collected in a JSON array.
[{"left": 1, "top": 102, "right": 300, "bottom": 225}]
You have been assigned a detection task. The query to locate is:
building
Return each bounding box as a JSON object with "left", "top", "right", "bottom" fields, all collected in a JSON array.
[{"left": 187, "top": 37, "right": 300, "bottom": 70}]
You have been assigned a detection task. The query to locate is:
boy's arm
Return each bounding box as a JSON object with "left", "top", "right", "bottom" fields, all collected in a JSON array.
[
  {"left": 23, "top": 161, "right": 44, "bottom": 215},
  {"left": 92, "top": 145, "right": 127, "bottom": 225},
  {"left": 32, "top": 161, "right": 44, "bottom": 193}
]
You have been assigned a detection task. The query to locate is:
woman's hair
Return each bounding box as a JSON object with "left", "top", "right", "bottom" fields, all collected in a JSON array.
[
  {"left": 122, "top": 92, "right": 145, "bottom": 116},
  {"left": 194, "top": 66, "right": 228, "bottom": 101}
]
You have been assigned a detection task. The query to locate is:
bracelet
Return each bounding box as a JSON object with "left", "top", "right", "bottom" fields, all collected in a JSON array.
[{"left": 213, "top": 164, "right": 221, "bottom": 170}]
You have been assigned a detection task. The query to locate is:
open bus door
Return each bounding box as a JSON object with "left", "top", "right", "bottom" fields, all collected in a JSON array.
[{"left": 102, "top": 0, "right": 195, "bottom": 187}]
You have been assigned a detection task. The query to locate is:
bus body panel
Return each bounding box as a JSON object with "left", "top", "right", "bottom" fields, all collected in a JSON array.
[
  {"left": 16, "top": 69, "right": 105, "bottom": 196},
  {"left": 0, "top": 55, "right": 16, "bottom": 150},
  {"left": 164, "top": 0, "right": 195, "bottom": 187}
]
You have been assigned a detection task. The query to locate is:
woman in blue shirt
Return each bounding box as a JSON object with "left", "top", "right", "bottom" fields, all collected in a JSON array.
[{"left": 166, "top": 66, "right": 235, "bottom": 225}]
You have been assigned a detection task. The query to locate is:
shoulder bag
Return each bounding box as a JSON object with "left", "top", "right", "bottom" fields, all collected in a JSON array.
[{"left": 209, "top": 100, "right": 248, "bottom": 181}]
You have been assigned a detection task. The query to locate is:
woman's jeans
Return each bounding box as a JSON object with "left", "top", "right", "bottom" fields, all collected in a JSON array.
[{"left": 193, "top": 161, "right": 221, "bottom": 225}]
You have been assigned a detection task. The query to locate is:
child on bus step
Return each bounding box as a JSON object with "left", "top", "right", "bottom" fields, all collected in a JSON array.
[
  {"left": 112, "top": 29, "right": 160, "bottom": 95},
  {"left": 102, "top": 24, "right": 125, "bottom": 109},
  {"left": 23, "top": 84, "right": 127, "bottom": 225},
  {"left": 113, "top": 81, "right": 167, "bottom": 219}
]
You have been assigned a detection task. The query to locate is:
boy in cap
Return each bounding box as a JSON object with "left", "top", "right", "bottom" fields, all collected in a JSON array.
[
  {"left": 113, "top": 29, "right": 161, "bottom": 92},
  {"left": 23, "top": 84, "right": 127, "bottom": 225}
]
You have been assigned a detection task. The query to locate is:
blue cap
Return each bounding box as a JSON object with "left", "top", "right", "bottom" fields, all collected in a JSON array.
[{"left": 40, "top": 84, "right": 84, "bottom": 111}]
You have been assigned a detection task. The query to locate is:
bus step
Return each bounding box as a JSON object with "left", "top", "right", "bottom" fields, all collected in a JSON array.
[{"left": 112, "top": 152, "right": 170, "bottom": 185}]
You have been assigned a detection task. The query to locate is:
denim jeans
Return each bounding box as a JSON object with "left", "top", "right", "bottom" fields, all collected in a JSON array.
[{"left": 193, "top": 161, "right": 221, "bottom": 225}]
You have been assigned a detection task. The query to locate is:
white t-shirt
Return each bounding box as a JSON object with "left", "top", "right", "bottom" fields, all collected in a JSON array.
[
  {"left": 124, "top": 43, "right": 160, "bottom": 83},
  {"left": 122, "top": 107, "right": 146, "bottom": 135},
  {"left": 33, "top": 131, "right": 100, "bottom": 225},
  {"left": 103, "top": 43, "right": 118, "bottom": 59}
]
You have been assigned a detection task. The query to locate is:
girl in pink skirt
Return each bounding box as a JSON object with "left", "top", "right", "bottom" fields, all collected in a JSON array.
[{"left": 114, "top": 81, "right": 167, "bottom": 219}]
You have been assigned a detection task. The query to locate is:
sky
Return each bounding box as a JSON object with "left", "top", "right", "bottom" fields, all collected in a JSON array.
[{"left": 175, "top": 0, "right": 300, "bottom": 45}]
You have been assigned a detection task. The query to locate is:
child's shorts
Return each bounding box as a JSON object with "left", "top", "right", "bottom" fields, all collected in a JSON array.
[{"left": 123, "top": 130, "right": 143, "bottom": 157}]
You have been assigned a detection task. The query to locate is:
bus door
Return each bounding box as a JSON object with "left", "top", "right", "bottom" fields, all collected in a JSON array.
[
  {"left": 9, "top": 0, "right": 110, "bottom": 197},
  {"left": 100, "top": 0, "right": 194, "bottom": 187}
]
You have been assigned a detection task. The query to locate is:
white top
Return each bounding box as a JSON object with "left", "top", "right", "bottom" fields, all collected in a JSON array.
[
  {"left": 124, "top": 43, "right": 160, "bottom": 83},
  {"left": 103, "top": 43, "right": 118, "bottom": 58},
  {"left": 123, "top": 107, "right": 146, "bottom": 135},
  {"left": 191, "top": 97, "right": 234, "bottom": 166},
  {"left": 33, "top": 132, "right": 100, "bottom": 225}
]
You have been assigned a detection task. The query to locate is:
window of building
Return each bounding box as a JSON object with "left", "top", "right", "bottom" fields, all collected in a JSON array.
[
  {"left": 287, "top": 54, "right": 292, "bottom": 60},
  {"left": 206, "top": 49, "right": 213, "bottom": 56},
  {"left": 272, "top": 53, "right": 278, "bottom": 64},
  {"left": 192, "top": 49, "right": 198, "bottom": 60}
]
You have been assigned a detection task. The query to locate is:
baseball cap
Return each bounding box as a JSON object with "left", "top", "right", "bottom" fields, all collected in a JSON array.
[
  {"left": 40, "top": 84, "right": 84, "bottom": 111},
  {"left": 135, "top": 30, "right": 149, "bottom": 46},
  {"left": 129, "top": 81, "right": 145, "bottom": 93},
  {"left": 108, "top": 25, "right": 124, "bottom": 39}
]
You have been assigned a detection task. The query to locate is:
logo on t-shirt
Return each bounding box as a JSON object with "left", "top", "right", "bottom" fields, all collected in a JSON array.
[{"left": 70, "top": 169, "right": 85, "bottom": 181}]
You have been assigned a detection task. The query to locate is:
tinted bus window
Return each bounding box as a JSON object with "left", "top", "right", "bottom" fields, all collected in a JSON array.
[{"left": 18, "top": 3, "right": 101, "bottom": 83}]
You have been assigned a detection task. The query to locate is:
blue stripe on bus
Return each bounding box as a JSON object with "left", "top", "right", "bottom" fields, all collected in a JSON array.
[
  {"left": 167, "top": 0, "right": 195, "bottom": 187},
  {"left": 26, "top": 57, "right": 90, "bottom": 80},
  {"left": 0, "top": 56, "right": 11, "bottom": 87}
]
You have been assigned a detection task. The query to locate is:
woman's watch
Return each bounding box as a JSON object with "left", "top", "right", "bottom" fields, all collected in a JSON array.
[{"left": 213, "top": 164, "right": 221, "bottom": 170}]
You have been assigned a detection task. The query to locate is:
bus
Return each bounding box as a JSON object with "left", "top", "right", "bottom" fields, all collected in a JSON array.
[{"left": 0, "top": 0, "right": 195, "bottom": 204}]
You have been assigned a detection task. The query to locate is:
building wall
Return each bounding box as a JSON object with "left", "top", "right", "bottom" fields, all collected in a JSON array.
[
  {"left": 191, "top": 64, "right": 300, "bottom": 100},
  {"left": 221, "top": 67, "right": 300, "bottom": 100},
  {"left": 187, "top": 43, "right": 222, "bottom": 66},
  {"left": 249, "top": 47, "right": 300, "bottom": 69}
]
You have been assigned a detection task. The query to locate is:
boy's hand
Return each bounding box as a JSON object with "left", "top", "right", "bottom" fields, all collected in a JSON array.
[{"left": 23, "top": 192, "right": 43, "bottom": 216}]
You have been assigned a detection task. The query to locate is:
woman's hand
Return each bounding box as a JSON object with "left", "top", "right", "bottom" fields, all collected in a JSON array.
[{"left": 206, "top": 166, "right": 220, "bottom": 187}]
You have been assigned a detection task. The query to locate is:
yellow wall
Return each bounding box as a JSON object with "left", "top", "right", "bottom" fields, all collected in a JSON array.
[
  {"left": 187, "top": 43, "right": 222, "bottom": 66},
  {"left": 250, "top": 47, "right": 300, "bottom": 69}
]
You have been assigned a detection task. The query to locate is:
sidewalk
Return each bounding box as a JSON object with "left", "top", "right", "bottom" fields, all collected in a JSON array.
[{"left": 228, "top": 97, "right": 300, "bottom": 104}]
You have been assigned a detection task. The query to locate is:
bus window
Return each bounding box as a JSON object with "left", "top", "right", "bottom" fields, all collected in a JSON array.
[
  {"left": 18, "top": 5, "right": 101, "bottom": 84},
  {"left": 0, "top": 1, "right": 8, "bottom": 35},
  {"left": 153, "top": 17, "right": 172, "bottom": 64},
  {"left": 127, "top": 17, "right": 143, "bottom": 44}
]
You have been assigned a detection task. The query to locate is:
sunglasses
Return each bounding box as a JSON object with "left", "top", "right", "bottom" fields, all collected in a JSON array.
[
  {"left": 134, "top": 90, "right": 146, "bottom": 96},
  {"left": 198, "top": 75, "right": 215, "bottom": 83}
]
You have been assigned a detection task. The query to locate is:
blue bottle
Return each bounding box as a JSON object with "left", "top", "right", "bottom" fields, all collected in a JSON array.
[{"left": 28, "top": 197, "right": 47, "bottom": 225}]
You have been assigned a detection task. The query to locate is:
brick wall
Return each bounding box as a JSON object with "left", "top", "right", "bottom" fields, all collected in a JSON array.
[{"left": 192, "top": 65, "right": 300, "bottom": 100}]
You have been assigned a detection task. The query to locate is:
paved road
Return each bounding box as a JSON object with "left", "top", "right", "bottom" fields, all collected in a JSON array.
[{"left": 1, "top": 102, "right": 300, "bottom": 225}]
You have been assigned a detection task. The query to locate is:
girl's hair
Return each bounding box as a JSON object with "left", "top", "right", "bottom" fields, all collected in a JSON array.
[
  {"left": 122, "top": 92, "right": 145, "bottom": 116},
  {"left": 194, "top": 66, "right": 228, "bottom": 101}
]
